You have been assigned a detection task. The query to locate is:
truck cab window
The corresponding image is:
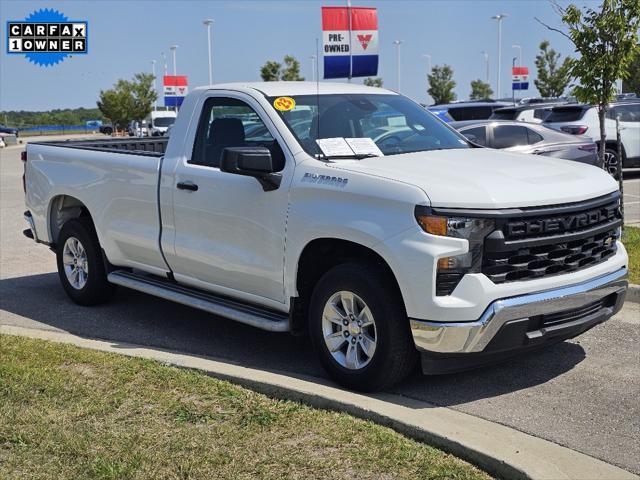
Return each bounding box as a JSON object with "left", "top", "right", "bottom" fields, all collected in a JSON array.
[{"left": 191, "top": 97, "right": 285, "bottom": 170}]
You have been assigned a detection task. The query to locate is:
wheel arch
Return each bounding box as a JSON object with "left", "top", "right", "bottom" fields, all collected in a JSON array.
[
  {"left": 291, "top": 237, "right": 405, "bottom": 333},
  {"left": 47, "top": 194, "right": 95, "bottom": 246}
]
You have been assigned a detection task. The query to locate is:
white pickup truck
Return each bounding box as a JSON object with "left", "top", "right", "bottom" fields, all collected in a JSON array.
[{"left": 23, "top": 82, "right": 628, "bottom": 391}]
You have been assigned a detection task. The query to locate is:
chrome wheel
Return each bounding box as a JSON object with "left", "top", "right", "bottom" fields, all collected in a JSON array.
[
  {"left": 321, "top": 291, "right": 377, "bottom": 370},
  {"left": 62, "top": 236, "right": 88, "bottom": 290},
  {"left": 604, "top": 151, "right": 619, "bottom": 175}
]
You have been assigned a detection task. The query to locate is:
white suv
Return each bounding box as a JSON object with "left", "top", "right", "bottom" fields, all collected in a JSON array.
[{"left": 544, "top": 101, "right": 640, "bottom": 175}]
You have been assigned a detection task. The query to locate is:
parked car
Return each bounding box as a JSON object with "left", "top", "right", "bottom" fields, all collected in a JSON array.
[
  {"left": 429, "top": 101, "right": 512, "bottom": 122},
  {"left": 490, "top": 103, "right": 567, "bottom": 124},
  {"left": 0, "top": 124, "right": 19, "bottom": 137},
  {"left": 127, "top": 121, "right": 149, "bottom": 137},
  {"left": 543, "top": 101, "right": 640, "bottom": 175},
  {"left": 452, "top": 120, "right": 598, "bottom": 166},
  {"left": 22, "top": 82, "right": 627, "bottom": 391},
  {"left": 99, "top": 124, "right": 114, "bottom": 135}
]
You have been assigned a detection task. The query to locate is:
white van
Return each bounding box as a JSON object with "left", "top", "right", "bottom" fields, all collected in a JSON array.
[{"left": 148, "top": 111, "right": 177, "bottom": 136}]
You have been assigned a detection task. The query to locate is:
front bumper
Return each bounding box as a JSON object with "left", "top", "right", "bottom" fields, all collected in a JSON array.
[{"left": 410, "top": 268, "right": 627, "bottom": 373}]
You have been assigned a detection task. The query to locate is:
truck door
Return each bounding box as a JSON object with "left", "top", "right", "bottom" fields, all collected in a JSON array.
[{"left": 161, "top": 94, "right": 293, "bottom": 308}]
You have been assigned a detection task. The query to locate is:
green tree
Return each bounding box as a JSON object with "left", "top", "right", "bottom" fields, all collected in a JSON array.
[
  {"left": 281, "top": 55, "right": 304, "bottom": 81},
  {"left": 97, "top": 73, "right": 157, "bottom": 133},
  {"left": 97, "top": 87, "right": 129, "bottom": 132},
  {"left": 538, "top": 0, "right": 640, "bottom": 167},
  {"left": 534, "top": 40, "right": 572, "bottom": 97},
  {"left": 260, "top": 60, "right": 282, "bottom": 81},
  {"left": 428, "top": 65, "right": 456, "bottom": 104},
  {"left": 469, "top": 79, "right": 493, "bottom": 100},
  {"left": 622, "top": 49, "right": 640, "bottom": 94},
  {"left": 363, "top": 77, "right": 383, "bottom": 87},
  {"left": 128, "top": 73, "right": 157, "bottom": 123},
  {"left": 260, "top": 56, "right": 304, "bottom": 81}
]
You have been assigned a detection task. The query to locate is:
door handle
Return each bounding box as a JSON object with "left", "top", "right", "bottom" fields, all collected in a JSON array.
[{"left": 177, "top": 181, "right": 198, "bottom": 191}]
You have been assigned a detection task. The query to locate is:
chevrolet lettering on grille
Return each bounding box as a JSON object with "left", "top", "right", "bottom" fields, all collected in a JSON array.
[{"left": 506, "top": 204, "right": 619, "bottom": 238}]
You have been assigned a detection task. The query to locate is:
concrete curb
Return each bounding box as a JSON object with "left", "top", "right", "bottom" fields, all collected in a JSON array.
[
  {"left": 1, "top": 324, "right": 637, "bottom": 480},
  {"left": 626, "top": 283, "right": 640, "bottom": 304}
]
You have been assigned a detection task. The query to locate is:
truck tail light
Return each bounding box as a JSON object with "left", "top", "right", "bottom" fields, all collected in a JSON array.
[
  {"left": 21, "top": 150, "right": 27, "bottom": 193},
  {"left": 560, "top": 125, "right": 588, "bottom": 135}
]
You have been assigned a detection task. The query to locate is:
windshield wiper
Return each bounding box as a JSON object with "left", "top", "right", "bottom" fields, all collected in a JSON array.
[{"left": 316, "top": 153, "right": 380, "bottom": 161}]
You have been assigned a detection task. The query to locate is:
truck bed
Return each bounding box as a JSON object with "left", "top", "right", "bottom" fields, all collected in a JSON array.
[{"left": 31, "top": 137, "right": 168, "bottom": 157}]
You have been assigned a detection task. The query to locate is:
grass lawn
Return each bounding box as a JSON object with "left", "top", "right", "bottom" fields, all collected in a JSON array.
[
  {"left": 622, "top": 226, "right": 640, "bottom": 284},
  {"left": 0, "top": 335, "right": 491, "bottom": 480}
]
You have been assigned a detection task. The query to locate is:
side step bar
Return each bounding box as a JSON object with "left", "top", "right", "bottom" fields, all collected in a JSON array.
[{"left": 107, "top": 270, "right": 290, "bottom": 332}]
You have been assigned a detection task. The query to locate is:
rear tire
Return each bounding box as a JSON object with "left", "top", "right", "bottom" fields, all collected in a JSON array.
[
  {"left": 56, "top": 218, "right": 115, "bottom": 306},
  {"left": 309, "top": 262, "right": 418, "bottom": 391}
]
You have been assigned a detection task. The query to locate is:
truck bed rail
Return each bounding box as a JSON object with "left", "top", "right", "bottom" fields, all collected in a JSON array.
[{"left": 30, "top": 137, "right": 168, "bottom": 157}]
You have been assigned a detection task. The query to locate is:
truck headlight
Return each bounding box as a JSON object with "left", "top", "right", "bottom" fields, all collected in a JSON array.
[{"left": 415, "top": 209, "right": 495, "bottom": 295}]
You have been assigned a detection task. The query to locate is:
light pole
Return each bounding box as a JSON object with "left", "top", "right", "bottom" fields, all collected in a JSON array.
[
  {"left": 151, "top": 60, "right": 157, "bottom": 111},
  {"left": 481, "top": 51, "right": 489, "bottom": 83},
  {"left": 203, "top": 19, "right": 213, "bottom": 85},
  {"left": 169, "top": 45, "right": 178, "bottom": 112},
  {"left": 161, "top": 52, "right": 168, "bottom": 76},
  {"left": 422, "top": 54, "right": 432, "bottom": 75},
  {"left": 422, "top": 54, "right": 432, "bottom": 103},
  {"left": 310, "top": 55, "right": 317, "bottom": 82},
  {"left": 169, "top": 45, "right": 178, "bottom": 76},
  {"left": 491, "top": 14, "right": 507, "bottom": 99},
  {"left": 393, "top": 40, "right": 403, "bottom": 93},
  {"left": 512, "top": 56, "right": 517, "bottom": 104},
  {"left": 512, "top": 44, "right": 522, "bottom": 67}
]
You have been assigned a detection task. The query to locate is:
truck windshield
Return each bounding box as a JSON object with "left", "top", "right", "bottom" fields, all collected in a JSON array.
[
  {"left": 268, "top": 94, "right": 469, "bottom": 157},
  {"left": 153, "top": 117, "right": 175, "bottom": 127}
]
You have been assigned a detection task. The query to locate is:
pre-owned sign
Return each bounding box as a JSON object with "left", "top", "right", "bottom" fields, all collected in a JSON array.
[
  {"left": 512, "top": 66, "right": 529, "bottom": 90},
  {"left": 322, "top": 6, "right": 378, "bottom": 79},
  {"left": 164, "top": 75, "right": 188, "bottom": 107}
]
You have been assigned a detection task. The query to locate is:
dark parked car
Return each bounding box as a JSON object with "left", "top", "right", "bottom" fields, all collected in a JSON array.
[
  {"left": 452, "top": 120, "right": 598, "bottom": 166},
  {"left": 429, "top": 101, "right": 512, "bottom": 122},
  {"left": 490, "top": 102, "right": 568, "bottom": 124},
  {"left": 0, "top": 124, "right": 19, "bottom": 137},
  {"left": 99, "top": 124, "right": 114, "bottom": 135}
]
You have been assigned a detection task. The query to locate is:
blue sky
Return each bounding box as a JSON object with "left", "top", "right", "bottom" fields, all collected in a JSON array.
[{"left": 0, "top": 0, "right": 597, "bottom": 111}]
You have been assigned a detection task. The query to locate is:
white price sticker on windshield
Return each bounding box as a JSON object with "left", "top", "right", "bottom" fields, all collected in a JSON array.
[
  {"left": 316, "top": 137, "right": 354, "bottom": 157},
  {"left": 345, "top": 137, "right": 384, "bottom": 157}
]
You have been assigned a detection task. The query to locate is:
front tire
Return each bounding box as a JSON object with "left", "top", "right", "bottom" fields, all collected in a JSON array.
[
  {"left": 309, "top": 262, "right": 417, "bottom": 391},
  {"left": 56, "top": 218, "right": 115, "bottom": 306}
]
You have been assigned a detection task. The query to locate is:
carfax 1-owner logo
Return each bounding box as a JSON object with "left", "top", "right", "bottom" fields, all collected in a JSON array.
[{"left": 6, "top": 8, "right": 87, "bottom": 67}]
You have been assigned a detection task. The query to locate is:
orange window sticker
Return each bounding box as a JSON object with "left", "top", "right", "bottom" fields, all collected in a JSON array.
[{"left": 273, "top": 96, "right": 296, "bottom": 111}]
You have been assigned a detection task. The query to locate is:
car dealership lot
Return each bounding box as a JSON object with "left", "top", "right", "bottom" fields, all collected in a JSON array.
[{"left": 1, "top": 138, "right": 639, "bottom": 474}]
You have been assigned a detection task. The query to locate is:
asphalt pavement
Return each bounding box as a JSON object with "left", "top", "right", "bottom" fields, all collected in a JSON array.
[{"left": 1, "top": 137, "right": 639, "bottom": 475}]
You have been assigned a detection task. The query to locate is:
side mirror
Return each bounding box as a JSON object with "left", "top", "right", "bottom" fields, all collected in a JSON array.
[{"left": 220, "top": 146, "right": 282, "bottom": 191}]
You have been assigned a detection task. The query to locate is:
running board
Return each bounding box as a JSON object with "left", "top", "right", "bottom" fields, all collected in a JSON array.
[{"left": 107, "top": 270, "right": 290, "bottom": 332}]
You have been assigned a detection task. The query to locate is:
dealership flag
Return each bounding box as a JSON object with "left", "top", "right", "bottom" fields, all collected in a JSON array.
[
  {"left": 512, "top": 66, "right": 529, "bottom": 90},
  {"left": 322, "top": 6, "right": 378, "bottom": 79},
  {"left": 164, "top": 75, "right": 189, "bottom": 107}
]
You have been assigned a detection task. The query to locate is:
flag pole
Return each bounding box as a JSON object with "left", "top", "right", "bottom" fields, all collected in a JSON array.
[{"left": 347, "top": 0, "right": 352, "bottom": 82}]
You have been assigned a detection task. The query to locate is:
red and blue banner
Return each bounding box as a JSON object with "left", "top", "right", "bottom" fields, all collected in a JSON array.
[
  {"left": 164, "top": 75, "right": 188, "bottom": 107},
  {"left": 512, "top": 66, "right": 529, "bottom": 91},
  {"left": 322, "top": 6, "right": 378, "bottom": 79}
]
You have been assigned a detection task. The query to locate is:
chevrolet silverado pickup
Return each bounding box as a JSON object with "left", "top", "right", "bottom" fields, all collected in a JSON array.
[{"left": 23, "top": 82, "right": 628, "bottom": 391}]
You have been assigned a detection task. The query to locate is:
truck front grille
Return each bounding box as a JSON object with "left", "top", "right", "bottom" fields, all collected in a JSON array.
[{"left": 482, "top": 195, "right": 621, "bottom": 284}]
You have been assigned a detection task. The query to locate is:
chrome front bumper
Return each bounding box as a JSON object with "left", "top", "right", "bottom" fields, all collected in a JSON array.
[{"left": 410, "top": 268, "right": 628, "bottom": 354}]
